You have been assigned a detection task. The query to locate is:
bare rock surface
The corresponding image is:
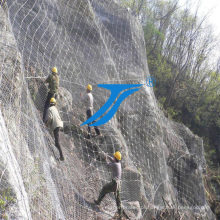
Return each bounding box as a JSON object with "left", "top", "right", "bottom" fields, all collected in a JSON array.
[{"left": 0, "top": 0, "right": 216, "bottom": 219}]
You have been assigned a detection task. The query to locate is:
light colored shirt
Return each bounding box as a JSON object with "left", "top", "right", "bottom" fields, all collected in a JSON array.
[
  {"left": 47, "top": 106, "right": 63, "bottom": 131},
  {"left": 106, "top": 155, "right": 122, "bottom": 180},
  {"left": 82, "top": 92, "right": 93, "bottom": 111}
]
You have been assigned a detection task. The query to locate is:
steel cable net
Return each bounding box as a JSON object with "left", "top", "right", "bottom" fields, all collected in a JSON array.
[{"left": 0, "top": 0, "right": 210, "bottom": 219}]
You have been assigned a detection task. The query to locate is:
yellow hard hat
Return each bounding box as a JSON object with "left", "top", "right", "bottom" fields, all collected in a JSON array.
[
  {"left": 50, "top": 97, "right": 56, "bottom": 104},
  {"left": 114, "top": 151, "right": 121, "bottom": 161},
  {"left": 51, "top": 67, "right": 57, "bottom": 73},
  {"left": 87, "top": 84, "right": 92, "bottom": 91}
]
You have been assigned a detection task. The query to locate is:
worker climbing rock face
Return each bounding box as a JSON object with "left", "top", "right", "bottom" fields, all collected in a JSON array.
[
  {"left": 43, "top": 67, "right": 59, "bottom": 123},
  {"left": 81, "top": 84, "right": 101, "bottom": 139},
  {"left": 94, "top": 151, "right": 123, "bottom": 219},
  {"left": 46, "top": 97, "right": 64, "bottom": 161}
]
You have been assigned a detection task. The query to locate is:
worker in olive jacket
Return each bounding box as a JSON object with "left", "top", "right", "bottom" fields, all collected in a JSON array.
[{"left": 43, "top": 67, "right": 59, "bottom": 123}]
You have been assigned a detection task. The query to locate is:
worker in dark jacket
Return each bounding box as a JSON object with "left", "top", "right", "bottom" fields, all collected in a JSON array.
[
  {"left": 46, "top": 97, "right": 64, "bottom": 161},
  {"left": 94, "top": 151, "right": 122, "bottom": 218},
  {"left": 43, "top": 67, "right": 59, "bottom": 123},
  {"left": 81, "top": 84, "right": 101, "bottom": 139}
]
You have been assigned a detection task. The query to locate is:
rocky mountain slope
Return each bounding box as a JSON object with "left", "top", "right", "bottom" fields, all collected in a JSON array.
[{"left": 0, "top": 0, "right": 216, "bottom": 219}]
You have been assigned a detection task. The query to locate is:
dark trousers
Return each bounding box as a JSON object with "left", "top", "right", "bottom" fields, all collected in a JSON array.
[
  {"left": 97, "top": 179, "right": 122, "bottom": 217},
  {"left": 86, "top": 109, "right": 100, "bottom": 135},
  {"left": 53, "top": 127, "right": 64, "bottom": 158},
  {"left": 43, "top": 92, "right": 55, "bottom": 122}
]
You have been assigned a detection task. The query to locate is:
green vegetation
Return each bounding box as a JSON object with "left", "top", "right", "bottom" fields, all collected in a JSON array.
[
  {"left": 121, "top": 0, "right": 220, "bottom": 168},
  {"left": 121, "top": 0, "right": 220, "bottom": 216},
  {"left": 0, "top": 188, "right": 16, "bottom": 219}
]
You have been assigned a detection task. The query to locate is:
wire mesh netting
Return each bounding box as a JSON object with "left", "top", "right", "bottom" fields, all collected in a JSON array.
[{"left": 0, "top": 0, "right": 213, "bottom": 219}]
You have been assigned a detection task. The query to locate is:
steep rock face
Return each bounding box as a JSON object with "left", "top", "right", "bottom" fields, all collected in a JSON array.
[
  {"left": 0, "top": 6, "right": 32, "bottom": 219},
  {"left": 0, "top": 0, "right": 216, "bottom": 219}
]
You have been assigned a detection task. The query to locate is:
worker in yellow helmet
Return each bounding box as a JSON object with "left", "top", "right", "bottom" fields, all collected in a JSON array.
[
  {"left": 81, "top": 84, "right": 102, "bottom": 139},
  {"left": 46, "top": 97, "right": 64, "bottom": 161},
  {"left": 43, "top": 67, "right": 59, "bottom": 123},
  {"left": 94, "top": 151, "right": 123, "bottom": 219}
]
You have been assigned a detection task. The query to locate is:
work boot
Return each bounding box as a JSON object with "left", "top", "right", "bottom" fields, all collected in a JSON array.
[
  {"left": 94, "top": 199, "right": 100, "bottom": 205},
  {"left": 86, "top": 133, "right": 91, "bottom": 139},
  {"left": 96, "top": 133, "right": 103, "bottom": 138},
  {"left": 60, "top": 155, "right": 64, "bottom": 161}
]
